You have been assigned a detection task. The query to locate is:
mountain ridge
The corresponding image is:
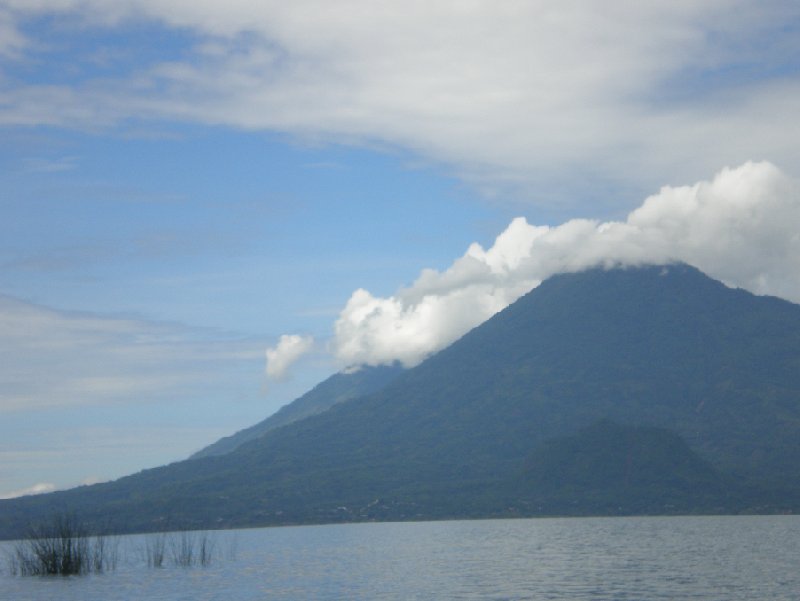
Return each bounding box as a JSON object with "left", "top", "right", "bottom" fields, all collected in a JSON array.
[{"left": 191, "top": 363, "right": 404, "bottom": 459}]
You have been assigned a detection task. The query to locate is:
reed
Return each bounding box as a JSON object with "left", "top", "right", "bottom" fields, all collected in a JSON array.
[
  {"left": 145, "top": 530, "right": 217, "bottom": 568},
  {"left": 8, "top": 514, "right": 116, "bottom": 576},
  {"left": 5, "top": 514, "right": 223, "bottom": 576}
]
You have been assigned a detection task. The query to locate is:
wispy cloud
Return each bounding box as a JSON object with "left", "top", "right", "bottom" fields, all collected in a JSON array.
[
  {"left": 1, "top": 243, "right": 118, "bottom": 273},
  {"left": 0, "top": 6, "right": 28, "bottom": 59},
  {"left": 20, "top": 155, "right": 79, "bottom": 173},
  {"left": 0, "top": 295, "right": 264, "bottom": 412}
]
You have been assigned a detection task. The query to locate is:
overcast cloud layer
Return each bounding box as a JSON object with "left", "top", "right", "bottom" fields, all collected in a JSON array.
[
  {"left": 2, "top": 1, "right": 799, "bottom": 203},
  {"left": 314, "top": 161, "right": 800, "bottom": 370}
]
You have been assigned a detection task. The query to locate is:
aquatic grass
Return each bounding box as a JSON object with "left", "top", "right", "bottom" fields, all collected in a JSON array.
[
  {"left": 7, "top": 514, "right": 117, "bottom": 576},
  {"left": 144, "top": 530, "right": 218, "bottom": 568},
  {"left": 197, "top": 531, "right": 216, "bottom": 567},
  {"left": 5, "top": 516, "right": 226, "bottom": 576}
]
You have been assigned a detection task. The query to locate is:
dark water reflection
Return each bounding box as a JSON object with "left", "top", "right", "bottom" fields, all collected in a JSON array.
[{"left": 2, "top": 515, "right": 799, "bottom": 600}]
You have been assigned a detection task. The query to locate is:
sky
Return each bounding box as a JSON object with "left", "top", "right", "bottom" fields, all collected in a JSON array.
[{"left": 2, "top": 1, "right": 800, "bottom": 500}]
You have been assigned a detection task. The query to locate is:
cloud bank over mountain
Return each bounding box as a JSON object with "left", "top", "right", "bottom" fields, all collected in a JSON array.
[{"left": 325, "top": 161, "right": 799, "bottom": 370}]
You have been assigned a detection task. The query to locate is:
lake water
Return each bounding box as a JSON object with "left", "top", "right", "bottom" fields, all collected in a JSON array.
[{"left": 1, "top": 515, "right": 799, "bottom": 600}]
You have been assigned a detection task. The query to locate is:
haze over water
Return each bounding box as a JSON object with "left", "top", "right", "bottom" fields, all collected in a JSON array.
[{"left": 3, "top": 515, "right": 798, "bottom": 600}]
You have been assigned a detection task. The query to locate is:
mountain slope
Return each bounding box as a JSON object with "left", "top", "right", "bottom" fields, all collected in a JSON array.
[
  {"left": 2, "top": 263, "right": 800, "bottom": 538},
  {"left": 192, "top": 364, "right": 403, "bottom": 459},
  {"left": 519, "top": 420, "right": 733, "bottom": 514}
]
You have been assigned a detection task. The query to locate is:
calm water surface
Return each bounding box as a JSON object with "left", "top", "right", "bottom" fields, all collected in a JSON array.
[{"left": 2, "top": 515, "right": 799, "bottom": 600}]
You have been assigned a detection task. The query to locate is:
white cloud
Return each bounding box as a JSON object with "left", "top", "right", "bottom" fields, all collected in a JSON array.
[
  {"left": 1, "top": 2, "right": 799, "bottom": 203},
  {"left": 331, "top": 161, "right": 800, "bottom": 368},
  {"left": 265, "top": 334, "right": 314, "bottom": 380},
  {"left": 0, "top": 482, "right": 55, "bottom": 500}
]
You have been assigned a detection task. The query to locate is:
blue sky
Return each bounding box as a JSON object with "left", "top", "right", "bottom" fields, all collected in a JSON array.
[{"left": 2, "top": 1, "right": 800, "bottom": 499}]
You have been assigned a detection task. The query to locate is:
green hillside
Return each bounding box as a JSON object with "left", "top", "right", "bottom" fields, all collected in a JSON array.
[{"left": 517, "top": 420, "right": 735, "bottom": 514}]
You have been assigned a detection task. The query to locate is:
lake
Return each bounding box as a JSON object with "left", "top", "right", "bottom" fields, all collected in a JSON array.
[{"left": 2, "top": 515, "right": 799, "bottom": 600}]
